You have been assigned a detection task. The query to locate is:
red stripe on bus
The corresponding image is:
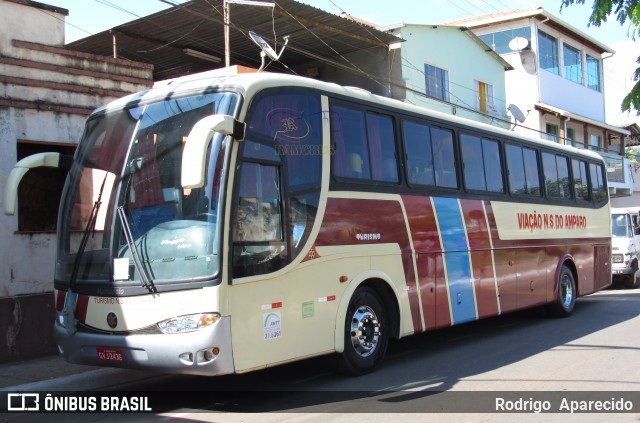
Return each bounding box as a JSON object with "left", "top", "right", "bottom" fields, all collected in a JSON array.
[
  {"left": 316, "top": 197, "right": 423, "bottom": 333},
  {"left": 75, "top": 294, "right": 89, "bottom": 323}
]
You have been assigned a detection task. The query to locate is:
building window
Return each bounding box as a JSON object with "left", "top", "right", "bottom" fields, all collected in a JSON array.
[
  {"left": 566, "top": 127, "right": 576, "bottom": 146},
  {"left": 425, "top": 63, "right": 449, "bottom": 101},
  {"left": 586, "top": 55, "right": 601, "bottom": 91},
  {"left": 16, "top": 141, "right": 76, "bottom": 232},
  {"left": 476, "top": 80, "right": 495, "bottom": 114},
  {"left": 563, "top": 43, "right": 582, "bottom": 84},
  {"left": 479, "top": 27, "right": 532, "bottom": 54},
  {"left": 589, "top": 134, "right": 602, "bottom": 151},
  {"left": 538, "top": 30, "right": 559, "bottom": 74},
  {"left": 546, "top": 123, "right": 559, "bottom": 143}
]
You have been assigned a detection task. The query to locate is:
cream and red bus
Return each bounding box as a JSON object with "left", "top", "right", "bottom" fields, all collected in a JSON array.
[{"left": 4, "top": 68, "right": 611, "bottom": 376}]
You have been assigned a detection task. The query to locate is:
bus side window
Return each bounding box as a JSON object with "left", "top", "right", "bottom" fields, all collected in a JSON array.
[
  {"left": 403, "top": 120, "right": 435, "bottom": 186},
  {"left": 332, "top": 106, "right": 371, "bottom": 180},
  {"left": 431, "top": 127, "right": 457, "bottom": 188},
  {"left": 506, "top": 144, "right": 541, "bottom": 197},
  {"left": 590, "top": 162, "right": 607, "bottom": 204},
  {"left": 572, "top": 159, "right": 590, "bottom": 201},
  {"left": 366, "top": 112, "right": 398, "bottom": 183}
]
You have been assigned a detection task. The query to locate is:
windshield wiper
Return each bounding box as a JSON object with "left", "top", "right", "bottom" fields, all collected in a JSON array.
[
  {"left": 117, "top": 206, "right": 157, "bottom": 293},
  {"left": 69, "top": 172, "right": 108, "bottom": 291}
]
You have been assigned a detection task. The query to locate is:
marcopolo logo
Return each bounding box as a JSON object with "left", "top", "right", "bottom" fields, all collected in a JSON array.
[{"left": 265, "top": 108, "right": 335, "bottom": 156}]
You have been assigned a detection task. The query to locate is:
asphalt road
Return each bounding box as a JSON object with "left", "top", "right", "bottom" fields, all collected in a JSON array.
[{"left": 4, "top": 286, "right": 640, "bottom": 422}]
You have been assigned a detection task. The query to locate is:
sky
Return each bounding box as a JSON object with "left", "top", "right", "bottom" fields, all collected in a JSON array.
[{"left": 42, "top": 0, "right": 639, "bottom": 124}]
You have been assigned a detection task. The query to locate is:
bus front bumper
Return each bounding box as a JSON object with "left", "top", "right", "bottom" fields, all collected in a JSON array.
[{"left": 53, "top": 316, "right": 235, "bottom": 376}]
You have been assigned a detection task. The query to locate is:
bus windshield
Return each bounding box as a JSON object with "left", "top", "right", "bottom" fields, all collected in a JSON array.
[{"left": 55, "top": 92, "right": 238, "bottom": 293}]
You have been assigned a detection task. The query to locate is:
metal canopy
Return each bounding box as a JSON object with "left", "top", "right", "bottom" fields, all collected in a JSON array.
[{"left": 66, "top": 0, "right": 400, "bottom": 81}]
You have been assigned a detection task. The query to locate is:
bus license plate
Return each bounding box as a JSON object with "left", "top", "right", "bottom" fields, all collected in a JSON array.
[{"left": 96, "top": 347, "right": 124, "bottom": 362}]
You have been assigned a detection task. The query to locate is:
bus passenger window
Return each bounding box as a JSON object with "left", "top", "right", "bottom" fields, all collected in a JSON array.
[
  {"left": 461, "top": 134, "right": 485, "bottom": 191},
  {"left": 403, "top": 120, "right": 435, "bottom": 186},
  {"left": 572, "top": 159, "right": 590, "bottom": 201},
  {"left": 543, "top": 152, "right": 571, "bottom": 199},
  {"left": 506, "top": 144, "right": 540, "bottom": 197},
  {"left": 332, "top": 106, "right": 371, "bottom": 180},
  {"left": 431, "top": 127, "right": 457, "bottom": 188},
  {"left": 366, "top": 113, "right": 398, "bottom": 183},
  {"left": 590, "top": 162, "right": 607, "bottom": 204}
]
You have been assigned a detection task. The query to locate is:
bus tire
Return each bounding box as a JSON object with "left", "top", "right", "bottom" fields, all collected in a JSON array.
[
  {"left": 546, "top": 265, "right": 576, "bottom": 317},
  {"left": 336, "top": 287, "right": 389, "bottom": 376}
]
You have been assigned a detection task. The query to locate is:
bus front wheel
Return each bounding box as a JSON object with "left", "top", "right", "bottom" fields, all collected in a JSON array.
[
  {"left": 336, "top": 287, "right": 389, "bottom": 376},
  {"left": 546, "top": 265, "right": 576, "bottom": 317}
]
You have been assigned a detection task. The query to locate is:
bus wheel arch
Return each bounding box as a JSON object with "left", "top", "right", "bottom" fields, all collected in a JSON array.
[
  {"left": 334, "top": 276, "right": 400, "bottom": 375},
  {"left": 547, "top": 259, "right": 577, "bottom": 318}
]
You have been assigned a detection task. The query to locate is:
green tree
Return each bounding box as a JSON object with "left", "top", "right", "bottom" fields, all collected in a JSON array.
[{"left": 561, "top": 0, "right": 640, "bottom": 114}]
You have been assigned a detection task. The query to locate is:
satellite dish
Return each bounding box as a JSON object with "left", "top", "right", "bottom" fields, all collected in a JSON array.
[
  {"left": 249, "top": 31, "right": 289, "bottom": 71},
  {"left": 508, "top": 37, "right": 529, "bottom": 52},
  {"left": 508, "top": 104, "right": 526, "bottom": 123}
]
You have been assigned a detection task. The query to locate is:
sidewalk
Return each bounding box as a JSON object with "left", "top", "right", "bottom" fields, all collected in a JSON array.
[{"left": 0, "top": 354, "right": 165, "bottom": 391}]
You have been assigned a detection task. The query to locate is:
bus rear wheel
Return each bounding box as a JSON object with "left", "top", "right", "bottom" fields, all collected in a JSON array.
[
  {"left": 546, "top": 265, "right": 576, "bottom": 317},
  {"left": 336, "top": 287, "right": 389, "bottom": 376}
]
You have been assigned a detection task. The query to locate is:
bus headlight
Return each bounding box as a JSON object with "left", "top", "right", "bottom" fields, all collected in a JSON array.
[{"left": 158, "top": 313, "right": 220, "bottom": 334}]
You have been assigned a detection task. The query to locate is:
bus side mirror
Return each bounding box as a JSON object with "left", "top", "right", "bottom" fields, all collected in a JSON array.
[
  {"left": 4, "top": 152, "right": 73, "bottom": 216},
  {"left": 181, "top": 115, "right": 245, "bottom": 189}
]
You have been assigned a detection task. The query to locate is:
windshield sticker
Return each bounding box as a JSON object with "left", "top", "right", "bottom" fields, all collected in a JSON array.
[
  {"left": 113, "top": 258, "right": 130, "bottom": 280},
  {"left": 263, "top": 311, "right": 282, "bottom": 341}
]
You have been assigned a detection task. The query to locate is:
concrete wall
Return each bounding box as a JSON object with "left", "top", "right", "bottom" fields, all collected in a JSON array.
[{"left": 0, "top": 0, "right": 153, "bottom": 362}]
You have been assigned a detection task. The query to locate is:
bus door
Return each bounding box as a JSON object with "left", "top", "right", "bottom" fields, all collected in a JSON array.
[{"left": 228, "top": 89, "right": 325, "bottom": 372}]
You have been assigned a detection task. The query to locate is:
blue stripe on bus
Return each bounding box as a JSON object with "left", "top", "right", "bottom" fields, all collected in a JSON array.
[{"left": 432, "top": 197, "right": 477, "bottom": 325}]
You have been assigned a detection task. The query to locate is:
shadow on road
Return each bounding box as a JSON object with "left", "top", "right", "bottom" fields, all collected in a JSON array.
[{"left": 107, "top": 289, "right": 640, "bottom": 414}]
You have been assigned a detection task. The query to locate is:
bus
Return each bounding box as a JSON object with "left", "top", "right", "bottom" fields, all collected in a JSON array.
[{"left": 4, "top": 67, "right": 612, "bottom": 376}]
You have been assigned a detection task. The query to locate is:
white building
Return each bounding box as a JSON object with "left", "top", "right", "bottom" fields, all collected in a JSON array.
[
  {"left": 0, "top": 0, "right": 153, "bottom": 361},
  {"left": 383, "top": 23, "right": 513, "bottom": 128},
  {"left": 446, "top": 8, "right": 631, "bottom": 197}
]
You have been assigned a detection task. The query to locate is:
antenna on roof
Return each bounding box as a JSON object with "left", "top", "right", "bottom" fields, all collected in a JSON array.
[
  {"left": 249, "top": 31, "right": 289, "bottom": 71},
  {"left": 507, "top": 104, "right": 529, "bottom": 130}
]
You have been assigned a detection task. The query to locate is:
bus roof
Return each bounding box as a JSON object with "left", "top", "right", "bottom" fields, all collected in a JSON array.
[{"left": 95, "top": 67, "right": 604, "bottom": 162}]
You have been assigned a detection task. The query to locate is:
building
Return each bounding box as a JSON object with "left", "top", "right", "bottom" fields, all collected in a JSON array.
[
  {"left": 446, "top": 8, "right": 632, "bottom": 198},
  {"left": 0, "top": 0, "right": 154, "bottom": 362},
  {"left": 382, "top": 23, "right": 513, "bottom": 128}
]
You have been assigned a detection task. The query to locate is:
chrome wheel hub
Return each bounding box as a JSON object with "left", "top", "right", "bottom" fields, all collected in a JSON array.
[{"left": 349, "top": 306, "right": 381, "bottom": 357}]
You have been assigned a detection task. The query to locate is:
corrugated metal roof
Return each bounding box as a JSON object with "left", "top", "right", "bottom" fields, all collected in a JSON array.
[{"left": 66, "top": 0, "right": 399, "bottom": 81}]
